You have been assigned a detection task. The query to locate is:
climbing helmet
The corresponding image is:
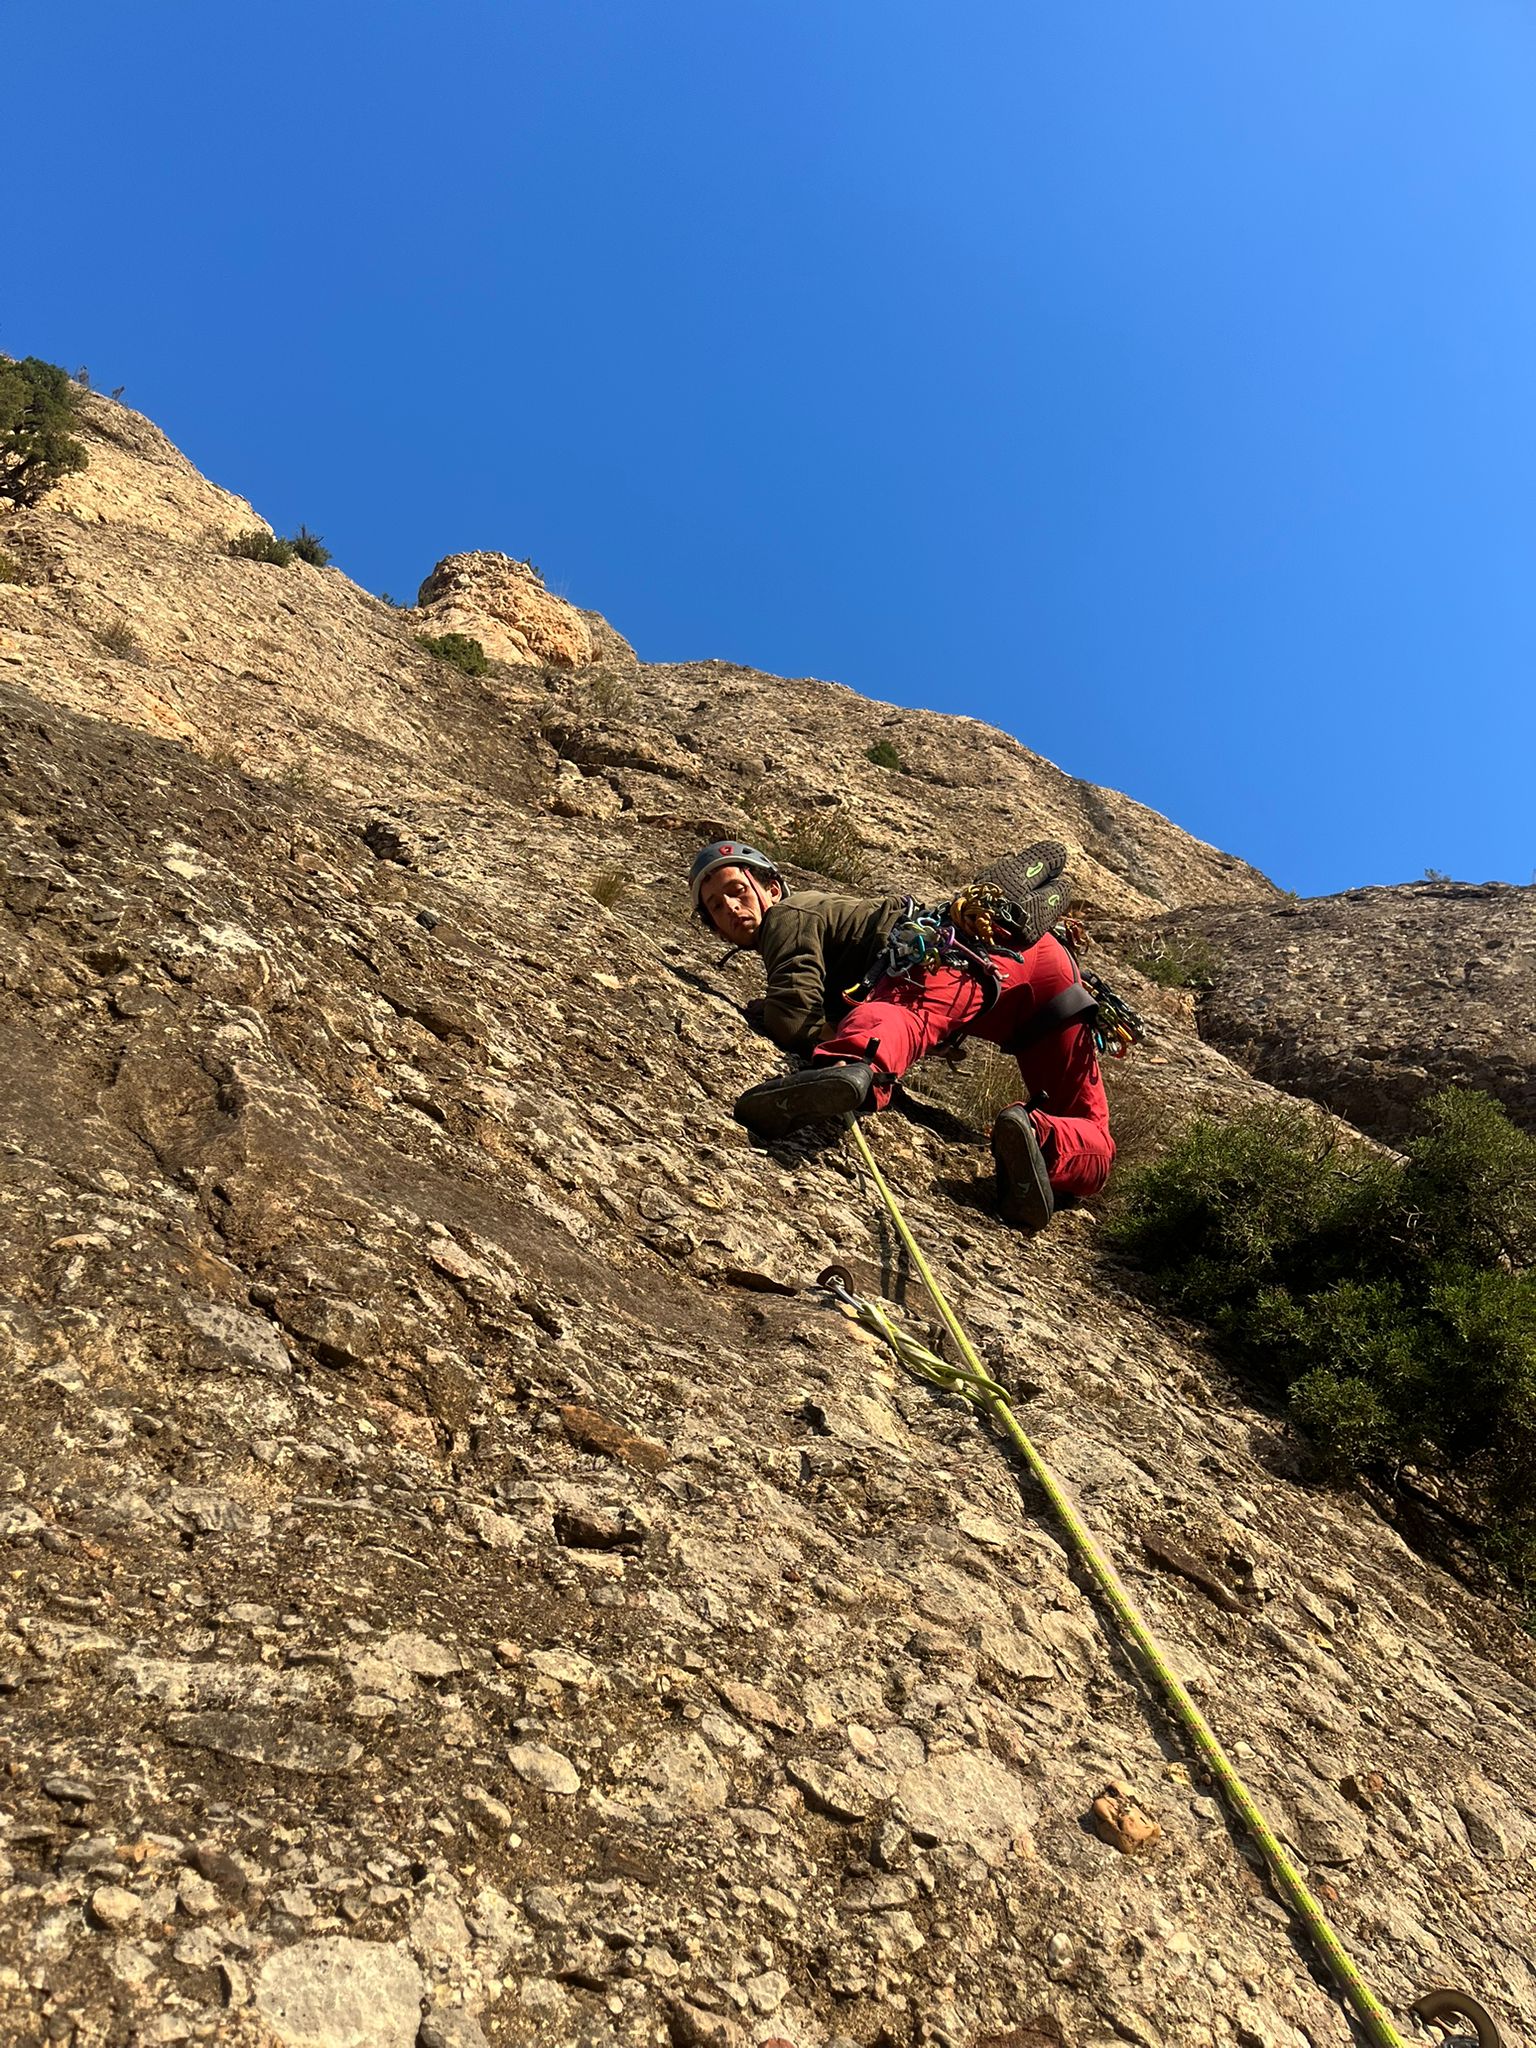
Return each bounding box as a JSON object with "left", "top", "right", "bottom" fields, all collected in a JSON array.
[{"left": 687, "top": 840, "right": 784, "bottom": 917}]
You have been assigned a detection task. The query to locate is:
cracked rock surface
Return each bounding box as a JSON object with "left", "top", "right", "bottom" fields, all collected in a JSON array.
[
  {"left": 1171, "top": 884, "right": 1536, "bottom": 1139},
  {"left": 1, "top": 393, "right": 1532, "bottom": 2047}
]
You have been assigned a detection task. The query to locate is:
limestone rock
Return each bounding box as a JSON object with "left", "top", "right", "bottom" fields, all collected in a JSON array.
[
  {"left": 413, "top": 550, "right": 593, "bottom": 669},
  {"left": 507, "top": 1741, "right": 581, "bottom": 1796},
  {"left": 895, "top": 1750, "right": 1037, "bottom": 1866},
  {"left": 637, "top": 1732, "right": 729, "bottom": 1814},
  {"left": 88, "top": 1884, "right": 142, "bottom": 1929},
  {"left": 252, "top": 1937, "right": 424, "bottom": 2048},
  {"left": 47, "top": 389, "right": 261, "bottom": 545}
]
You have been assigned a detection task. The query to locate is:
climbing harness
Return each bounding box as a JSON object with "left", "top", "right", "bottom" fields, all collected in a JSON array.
[
  {"left": 822, "top": 1114, "right": 1502, "bottom": 2048},
  {"left": 842, "top": 895, "right": 1007, "bottom": 1016},
  {"left": 845, "top": 891, "right": 1148, "bottom": 1063}
]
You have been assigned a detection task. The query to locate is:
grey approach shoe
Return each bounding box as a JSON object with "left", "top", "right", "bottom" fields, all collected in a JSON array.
[
  {"left": 734, "top": 1061, "right": 875, "bottom": 1141},
  {"left": 991, "top": 1106, "right": 1055, "bottom": 1233}
]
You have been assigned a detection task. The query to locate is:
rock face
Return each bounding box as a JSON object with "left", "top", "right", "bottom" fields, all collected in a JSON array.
[
  {"left": 0, "top": 395, "right": 1531, "bottom": 2048},
  {"left": 1175, "top": 882, "right": 1536, "bottom": 1138},
  {"left": 44, "top": 388, "right": 262, "bottom": 547},
  {"left": 413, "top": 550, "right": 594, "bottom": 670}
]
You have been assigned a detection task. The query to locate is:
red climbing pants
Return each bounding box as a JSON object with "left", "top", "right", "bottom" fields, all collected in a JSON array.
[{"left": 814, "top": 933, "right": 1115, "bottom": 1200}]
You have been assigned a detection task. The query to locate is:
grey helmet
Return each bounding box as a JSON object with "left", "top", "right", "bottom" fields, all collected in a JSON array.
[{"left": 688, "top": 840, "right": 783, "bottom": 932}]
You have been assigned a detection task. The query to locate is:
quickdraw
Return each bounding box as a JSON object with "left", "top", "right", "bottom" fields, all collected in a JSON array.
[
  {"left": 1079, "top": 965, "right": 1145, "bottom": 1060},
  {"left": 847, "top": 892, "right": 1149, "bottom": 1063}
]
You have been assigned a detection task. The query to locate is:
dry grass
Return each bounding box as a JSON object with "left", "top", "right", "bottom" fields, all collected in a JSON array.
[
  {"left": 766, "top": 807, "right": 870, "bottom": 886},
  {"left": 582, "top": 667, "right": 635, "bottom": 718},
  {"left": 911, "top": 1035, "right": 1186, "bottom": 1193},
  {"left": 937, "top": 1043, "right": 1023, "bottom": 1132},
  {"left": 588, "top": 864, "right": 629, "bottom": 909},
  {"left": 1101, "top": 1056, "right": 1185, "bottom": 1183},
  {"left": 276, "top": 758, "right": 316, "bottom": 794},
  {"left": 1128, "top": 929, "right": 1220, "bottom": 990},
  {"left": 97, "top": 616, "right": 147, "bottom": 664}
]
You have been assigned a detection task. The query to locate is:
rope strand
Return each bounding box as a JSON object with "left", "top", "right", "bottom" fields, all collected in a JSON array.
[{"left": 836, "top": 1112, "right": 1481, "bottom": 2048}]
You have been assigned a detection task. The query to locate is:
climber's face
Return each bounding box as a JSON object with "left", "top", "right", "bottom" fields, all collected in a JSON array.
[{"left": 701, "top": 865, "right": 782, "bottom": 945}]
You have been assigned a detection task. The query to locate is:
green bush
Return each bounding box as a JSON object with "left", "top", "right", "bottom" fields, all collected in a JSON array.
[
  {"left": 0, "top": 357, "right": 88, "bottom": 507},
  {"left": 866, "top": 737, "right": 907, "bottom": 772},
  {"left": 416, "top": 631, "right": 490, "bottom": 677},
  {"left": 1129, "top": 929, "right": 1220, "bottom": 990},
  {"left": 288, "top": 525, "right": 332, "bottom": 566},
  {"left": 583, "top": 667, "right": 635, "bottom": 717},
  {"left": 229, "top": 527, "right": 331, "bottom": 566},
  {"left": 0, "top": 548, "right": 27, "bottom": 584},
  {"left": 1108, "top": 1090, "right": 1536, "bottom": 1583},
  {"left": 229, "top": 529, "right": 294, "bottom": 566}
]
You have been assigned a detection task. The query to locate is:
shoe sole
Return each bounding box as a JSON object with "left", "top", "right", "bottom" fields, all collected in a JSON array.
[
  {"left": 736, "top": 1066, "right": 871, "bottom": 1141},
  {"left": 978, "top": 839, "right": 1067, "bottom": 894},
  {"left": 975, "top": 842, "right": 1071, "bottom": 946},
  {"left": 992, "top": 1111, "right": 1055, "bottom": 1233}
]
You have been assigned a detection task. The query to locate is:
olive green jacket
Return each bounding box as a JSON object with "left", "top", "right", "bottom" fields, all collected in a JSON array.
[{"left": 756, "top": 890, "right": 908, "bottom": 1053}]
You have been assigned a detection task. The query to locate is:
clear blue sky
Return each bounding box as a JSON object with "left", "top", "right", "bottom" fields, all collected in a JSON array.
[{"left": 12, "top": 2, "right": 1535, "bottom": 896}]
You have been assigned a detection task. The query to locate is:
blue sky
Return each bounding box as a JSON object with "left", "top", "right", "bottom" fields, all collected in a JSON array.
[{"left": 11, "top": 2, "right": 1534, "bottom": 896}]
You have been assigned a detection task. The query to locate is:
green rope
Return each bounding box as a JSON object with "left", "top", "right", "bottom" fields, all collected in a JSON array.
[{"left": 840, "top": 1115, "right": 1414, "bottom": 2048}]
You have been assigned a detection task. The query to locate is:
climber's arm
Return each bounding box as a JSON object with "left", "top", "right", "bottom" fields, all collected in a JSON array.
[{"left": 758, "top": 907, "right": 830, "bottom": 1053}]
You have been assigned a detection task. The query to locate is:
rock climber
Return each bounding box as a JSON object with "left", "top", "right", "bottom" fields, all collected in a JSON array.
[{"left": 689, "top": 839, "right": 1115, "bottom": 1234}]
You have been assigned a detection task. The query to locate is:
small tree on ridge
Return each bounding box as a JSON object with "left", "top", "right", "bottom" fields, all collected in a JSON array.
[{"left": 0, "top": 357, "right": 88, "bottom": 506}]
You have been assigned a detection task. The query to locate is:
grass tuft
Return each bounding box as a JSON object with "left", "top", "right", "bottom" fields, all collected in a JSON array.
[
  {"left": 588, "top": 864, "right": 629, "bottom": 909},
  {"left": 98, "top": 617, "right": 147, "bottom": 663},
  {"left": 1128, "top": 929, "right": 1220, "bottom": 990},
  {"left": 761, "top": 808, "right": 870, "bottom": 886}
]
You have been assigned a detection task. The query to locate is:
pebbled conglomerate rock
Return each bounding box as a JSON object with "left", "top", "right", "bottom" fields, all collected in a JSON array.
[
  {"left": 1172, "top": 881, "right": 1536, "bottom": 1138},
  {"left": 0, "top": 391, "right": 1530, "bottom": 2048}
]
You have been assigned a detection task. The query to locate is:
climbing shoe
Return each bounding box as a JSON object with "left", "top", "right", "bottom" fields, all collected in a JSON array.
[
  {"left": 991, "top": 1106, "right": 1055, "bottom": 1234},
  {"left": 734, "top": 1060, "right": 876, "bottom": 1141},
  {"left": 975, "top": 839, "right": 1071, "bottom": 947}
]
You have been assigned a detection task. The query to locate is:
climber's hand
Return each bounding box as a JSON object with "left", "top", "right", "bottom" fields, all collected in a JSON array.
[{"left": 743, "top": 998, "right": 769, "bottom": 1034}]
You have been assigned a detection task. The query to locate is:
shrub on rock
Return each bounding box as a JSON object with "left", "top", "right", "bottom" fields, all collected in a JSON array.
[
  {"left": 229, "top": 530, "right": 295, "bottom": 566},
  {"left": 288, "top": 525, "right": 332, "bottom": 566},
  {"left": 1109, "top": 1089, "right": 1536, "bottom": 1581},
  {"left": 416, "top": 631, "right": 490, "bottom": 677}
]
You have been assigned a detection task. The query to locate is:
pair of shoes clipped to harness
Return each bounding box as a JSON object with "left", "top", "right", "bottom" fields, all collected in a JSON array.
[
  {"left": 973, "top": 837, "right": 1071, "bottom": 948},
  {"left": 992, "top": 1105, "right": 1054, "bottom": 1234},
  {"left": 734, "top": 1060, "right": 875, "bottom": 1140}
]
